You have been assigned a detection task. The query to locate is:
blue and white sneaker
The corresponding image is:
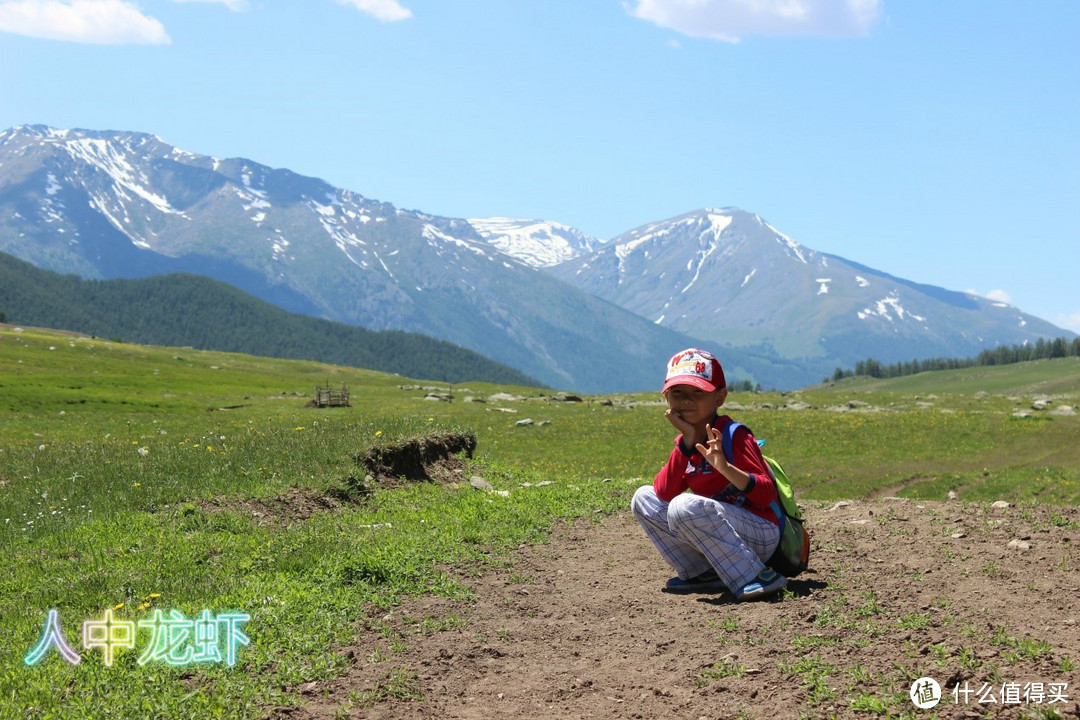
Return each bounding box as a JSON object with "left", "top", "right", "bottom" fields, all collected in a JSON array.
[
  {"left": 736, "top": 568, "right": 787, "bottom": 601},
  {"left": 664, "top": 568, "right": 726, "bottom": 593}
]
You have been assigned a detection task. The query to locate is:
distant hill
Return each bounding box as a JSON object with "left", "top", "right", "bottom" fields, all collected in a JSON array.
[
  {"left": 817, "top": 357, "right": 1080, "bottom": 397},
  {"left": 0, "top": 251, "right": 543, "bottom": 387}
]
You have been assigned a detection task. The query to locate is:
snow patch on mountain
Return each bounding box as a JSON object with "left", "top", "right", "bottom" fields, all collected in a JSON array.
[
  {"left": 763, "top": 218, "right": 810, "bottom": 264},
  {"left": 423, "top": 223, "right": 489, "bottom": 258},
  {"left": 858, "top": 294, "right": 926, "bottom": 323},
  {"left": 61, "top": 137, "right": 184, "bottom": 217},
  {"left": 469, "top": 217, "right": 601, "bottom": 268}
]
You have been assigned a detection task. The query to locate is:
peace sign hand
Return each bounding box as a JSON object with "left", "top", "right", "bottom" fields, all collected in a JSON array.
[{"left": 694, "top": 423, "right": 731, "bottom": 474}]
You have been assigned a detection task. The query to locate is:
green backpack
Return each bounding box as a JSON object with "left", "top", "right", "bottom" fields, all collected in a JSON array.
[{"left": 721, "top": 422, "right": 811, "bottom": 578}]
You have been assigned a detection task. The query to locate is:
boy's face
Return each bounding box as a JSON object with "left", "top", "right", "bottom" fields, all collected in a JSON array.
[{"left": 664, "top": 384, "right": 727, "bottom": 425}]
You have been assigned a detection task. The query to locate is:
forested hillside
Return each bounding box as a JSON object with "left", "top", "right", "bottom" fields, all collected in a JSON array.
[{"left": 0, "top": 251, "right": 542, "bottom": 387}]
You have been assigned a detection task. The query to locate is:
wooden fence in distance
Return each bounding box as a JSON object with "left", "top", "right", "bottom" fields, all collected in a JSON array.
[{"left": 314, "top": 384, "right": 350, "bottom": 407}]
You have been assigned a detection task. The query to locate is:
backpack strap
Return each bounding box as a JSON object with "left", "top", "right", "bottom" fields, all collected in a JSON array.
[{"left": 719, "top": 421, "right": 743, "bottom": 465}]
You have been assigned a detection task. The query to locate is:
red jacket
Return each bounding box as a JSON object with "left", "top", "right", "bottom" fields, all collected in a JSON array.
[{"left": 653, "top": 414, "right": 780, "bottom": 526}]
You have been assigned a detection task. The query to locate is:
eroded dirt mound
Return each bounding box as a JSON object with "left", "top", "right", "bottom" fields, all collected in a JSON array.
[
  {"left": 357, "top": 432, "right": 477, "bottom": 484},
  {"left": 197, "top": 486, "right": 368, "bottom": 527},
  {"left": 266, "top": 498, "right": 1080, "bottom": 720}
]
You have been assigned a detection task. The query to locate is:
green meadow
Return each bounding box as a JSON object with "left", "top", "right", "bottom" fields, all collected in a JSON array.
[{"left": 2, "top": 326, "right": 1078, "bottom": 719}]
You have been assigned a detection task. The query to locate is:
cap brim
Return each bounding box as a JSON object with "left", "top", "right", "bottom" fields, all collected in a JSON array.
[{"left": 662, "top": 376, "right": 717, "bottom": 393}]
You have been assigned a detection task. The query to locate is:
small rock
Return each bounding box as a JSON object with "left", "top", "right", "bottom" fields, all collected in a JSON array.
[
  {"left": 489, "top": 392, "right": 523, "bottom": 402},
  {"left": 470, "top": 476, "right": 494, "bottom": 491},
  {"left": 515, "top": 418, "right": 534, "bottom": 426},
  {"left": 537, "top": 420, "right": 551, "bottom": 426},
  {"left": 828, "top": 501, "right": 851, "bottom": 511},
  {"left": 1032, "top": 399, "right": 1050, "bottom": 411},
  {"left": 951, "top": 532, "right": 966, "bottom": 539},
  {"left": 991, "top": 500, "right": 1011, "bottom": 509},
  {"left": 1050, "top": 405, "right": 1076, "bottom": 416},
  {"left": 423, "top": 393, "right": 453, "bottom": 402},
  {"left": 948, "top": 491, "right": 959, "bottom": 500},
  {"left": 1012, "top": 411, "right": 1032, "bottom": 419},
  {"left": 550, "top": 393, "right": 583, "bottom": 402},
  {"left": 1007, "top": 538, "right": 1031, "bottom": 551}
]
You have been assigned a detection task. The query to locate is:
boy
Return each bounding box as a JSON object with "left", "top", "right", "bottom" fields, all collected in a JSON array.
[{"left": 631, "top": 348, "right": 787, "bottom": 601}]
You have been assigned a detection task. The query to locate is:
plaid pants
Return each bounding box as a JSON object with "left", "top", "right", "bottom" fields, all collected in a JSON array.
[{"left": 631, "top": 485, "right": 780, "bottom": 591}]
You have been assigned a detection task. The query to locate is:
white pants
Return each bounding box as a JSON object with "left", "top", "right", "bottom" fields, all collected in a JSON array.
[{"left": 631, "top": 485, "right": 780, "bottom": 591}]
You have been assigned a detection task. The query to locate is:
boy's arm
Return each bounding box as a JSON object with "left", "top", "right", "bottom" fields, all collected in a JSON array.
[
  {"left": 653, "top": 440, "right": 692, "bottom": 502},
  {"left": 696, "top": 424, "right": 776, "bottom": 507}
]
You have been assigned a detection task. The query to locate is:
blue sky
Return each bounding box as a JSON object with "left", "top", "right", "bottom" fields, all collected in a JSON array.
[{"left": 2, "top": 0, "right": 1078, "bottom": 332}]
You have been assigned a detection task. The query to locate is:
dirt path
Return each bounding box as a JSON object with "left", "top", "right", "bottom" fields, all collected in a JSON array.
[{"left": 270, "top": 499, "right": 1080, "bottom": 720}]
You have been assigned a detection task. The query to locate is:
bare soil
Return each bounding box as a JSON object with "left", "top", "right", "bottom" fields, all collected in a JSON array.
[{"left": 267, "top": 499, "right": 1080, "bottom": 720}]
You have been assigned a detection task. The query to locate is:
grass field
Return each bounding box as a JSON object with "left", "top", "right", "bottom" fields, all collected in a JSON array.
[{"left": 2, "top": 325, "right": 1077, "bottom": 719}]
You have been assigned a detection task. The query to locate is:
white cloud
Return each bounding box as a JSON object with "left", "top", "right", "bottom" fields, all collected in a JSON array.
[
  {"left": 0, "top": 0, "right": 169, "bottom": 44},
  {"left": 1054, "top": 311, "right": 1080, "bottom": 334},
  {"left": 336, "top": 0, "right": 412, "bottom": 22},
  {"left": 626, "top": 0, "right": 882, "bottom": 42},
  {"left": 965, "top": 288, "right": 1014, "bottom": 305},
  {"left": 171, "top": 0, "right": 249, "bottom": 11}
]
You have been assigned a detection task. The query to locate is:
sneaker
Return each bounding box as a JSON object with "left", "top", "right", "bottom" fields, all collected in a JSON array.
[
  {"left": 664, "top": 568, "right": 726, "bottom": 593},
  {"left": 736, "top": 568, "right": 787, "bottom": 601}
]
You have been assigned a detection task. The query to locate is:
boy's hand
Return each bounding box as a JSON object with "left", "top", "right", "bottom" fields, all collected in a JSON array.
[
  {"left": 665, "top": 408, "right": 696, "bottom": 438},
  {"left": 695, "top": 423, "right": 731, "bottom": 473}
]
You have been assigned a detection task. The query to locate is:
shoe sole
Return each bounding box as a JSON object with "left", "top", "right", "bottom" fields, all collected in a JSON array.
[{"left": 663, "top": 581, "right": 727, "bottom": 594}]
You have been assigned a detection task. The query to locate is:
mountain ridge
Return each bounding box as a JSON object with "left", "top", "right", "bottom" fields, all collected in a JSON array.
[
  {"left": 1, "top": 125, "right": 1071, "bottom": 391},
  {"left": 0, "top": 125, "right": 712, "bottom": 393},
  {"left": 547, "top": 207, "right": 1070, "bottom": 378}
]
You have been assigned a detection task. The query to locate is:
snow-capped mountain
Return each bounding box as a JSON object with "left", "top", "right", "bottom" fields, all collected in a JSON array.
[
  {"left": 0, "top": 126, "right": 1070, "bottom": 390},
  {"left": 548, "top": 208, "right": 1068, "bottom": 376},
  {"left": 0, "top": 125, "right": 699, "bottom": 393},
  {"left": 467, "top": 217, "right": 602, "bottom": 268}
]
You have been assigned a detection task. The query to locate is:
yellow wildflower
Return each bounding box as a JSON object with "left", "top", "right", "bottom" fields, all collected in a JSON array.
[{"left": 113, "top": 603, "right": 124, "bottom": 611}]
